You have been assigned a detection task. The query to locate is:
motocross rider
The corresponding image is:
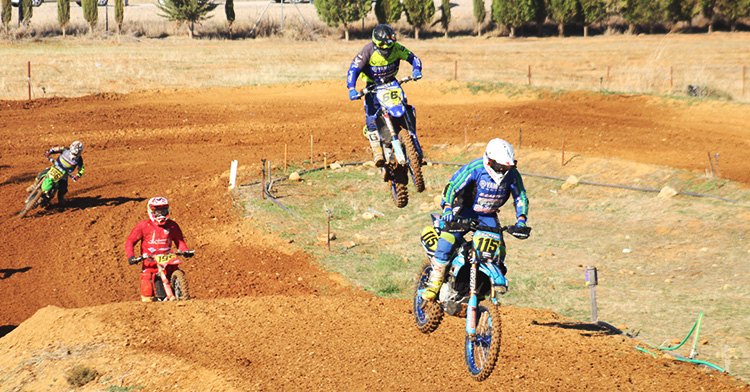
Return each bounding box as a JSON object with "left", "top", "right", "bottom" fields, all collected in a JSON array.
[
  {"left": 347, "top": 24, "right": 424, "bottom": 167},
  {"left": 125, "top": 197, "right": 193, "bottom": 302},
  {"left": 422, "top": 138, "right": 531, "bottom": 301},
  {"left": 39, "top": 141, "right": 85, "bottom": 206}
]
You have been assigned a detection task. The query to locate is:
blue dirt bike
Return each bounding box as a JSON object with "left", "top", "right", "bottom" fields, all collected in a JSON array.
[
  {"left": 413, "top": 215, "right": 531, "bottom": 381},
  {"left": 355, "top": 76, "right": 425, "bottom": 208}
]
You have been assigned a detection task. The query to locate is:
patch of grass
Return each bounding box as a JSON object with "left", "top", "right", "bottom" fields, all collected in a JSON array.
[
  {"left": 66, "top": 365, "right": 98, "bottom": 388},
  {"left": 107, "top": 386, "right": 143, "bottom": 392}
]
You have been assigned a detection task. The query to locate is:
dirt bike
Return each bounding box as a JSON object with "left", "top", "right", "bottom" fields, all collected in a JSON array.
[
  {"left": 18, "top": 157, "right": 76, "bottom": 218},
  {"left": 413, "top": 215, "right": 531, "bottom": 381},
  {"left": 131, "top": 251, "right": 193, "bottom": 301},
  {"left": 356, "top": 76, "right": 425, "bottom": 208}
]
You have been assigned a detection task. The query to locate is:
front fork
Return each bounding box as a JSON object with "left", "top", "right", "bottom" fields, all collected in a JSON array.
[
  {"left": 466, "top": 260, "right": 478, "bottom": 336},
  {"left": 382, "top": 113, "right": 406, "bottom": 165},
  {"left": 157, "top": 264, "right": 176, "bottom": 301}
]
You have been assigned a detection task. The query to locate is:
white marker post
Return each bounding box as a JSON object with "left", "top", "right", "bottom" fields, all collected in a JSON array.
[{"left": 229, "top": 160, "right": 238, "bottom": 189}]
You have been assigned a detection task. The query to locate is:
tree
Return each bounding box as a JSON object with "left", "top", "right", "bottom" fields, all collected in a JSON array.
[
  {"left": 157, "top": 0, "right": 218, "bottom": 39},
  {"left": 620, "top": 0, "right": 663, "bottom": 33},
  {"left": 115, "top": 0, "right": 124, "bottom": 33},
  {"left": 57, "top": 0, "right": 70, "bottom": 36},
  {"left": 403, "top": 0, "right": 435, "bottom": 39},
  {"left": 374, "top": 0, "right": 402, "bottom": 25},
  {"left": 2, "top": 0, "right": 12, "bottom": 32},
  {"left": 698, "top": 0, "right": 715, "bottom": 32},
  {"left": 473, "top": 0, "right": 486, "bottom": 35},
  {"left": 580, "top": 0, "right": 606, "bottom": 36},
  {"left": 491, "top": 0, "right": 543, "bottom": 37},
  {"left": 82, "top": 0, "right": 97, "bottom": 32},
  {"left": 663, "top": 0, "right": 698, "bottom": 30},
  {"left": 439, "top": 0, "right": 450, "bottom": 37},
  {"left": 314, "top": 0, "right": 370, "bottom": 40},
  {"left": 224, "top": 0, "right": 234, "bottom": 38},
  {"left": 548, "top": 0, "right": 583, "bottom": 36},
  {"left": 19, "top": 0, "right": 32, "bottom": 27},
  {"left": 715, "top": 0, "right": 750, "bottom": 31}
]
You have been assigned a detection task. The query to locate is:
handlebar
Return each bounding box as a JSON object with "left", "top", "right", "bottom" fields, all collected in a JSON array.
[
  {"left": 439, "top": 217, "right": 532, "bottom": 238},
  {"left": 131, "top": 250, "right": 195, "bottom": 263},
  {"left": 355, "top": 76, "right": 417, "bottom": 99}
]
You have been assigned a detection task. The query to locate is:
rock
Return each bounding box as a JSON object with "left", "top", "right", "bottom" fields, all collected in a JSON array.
[
  {"left": 560, "top": 175, "right": 579, "bottom": 191},
  {"left": 289, "top": 172, "right": 301, "bottom": 181},
  {"left": 658, "top": 186, "right": 678, "bottom": 199},
  {"left": 316, "top": 232, "right": 336, "bottom": 243},
  {"left": 362, "top": 212, "right": 375, "bottom": 220},
  {"left": 329, "top": 163, "right": 342, "bottom": 170}
]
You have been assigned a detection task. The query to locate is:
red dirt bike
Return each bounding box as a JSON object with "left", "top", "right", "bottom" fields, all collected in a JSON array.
[
  {"left": 131, "top": 251, "right": 193, "bottom": 301},
  {"left": 19, "top": 156, "right": 77, "bottom": 218}
]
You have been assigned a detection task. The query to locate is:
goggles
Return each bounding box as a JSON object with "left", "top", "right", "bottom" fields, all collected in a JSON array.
[
  {"left": 152, "top": 208, "right": 169, "bottom": 218},
  {"left": 488, "top": 159, "right": 515, "bottom": 172}
]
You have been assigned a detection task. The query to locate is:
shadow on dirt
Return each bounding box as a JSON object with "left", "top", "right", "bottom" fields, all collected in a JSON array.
[
  {"left": 0, "top": 325, "right": 18, "bottom": 339},
  {"left": 0, "top": 172, "right": 37, "bottom": 187},
  {"left": 65, "top": 196, "right": 148, "bottom": 210},
  {"left": 532, "top": 320, "right": 622, "bottom": 336},
  {"left": 0, "top": 267, "right": 32, "bottom": 280}
]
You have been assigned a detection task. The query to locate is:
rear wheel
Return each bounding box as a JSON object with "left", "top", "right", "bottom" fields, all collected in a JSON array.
[
  {"left": 413, "top": 260, "right": 444, "bottom": 334},
  {"left": 171, "top": 269, "right": 190, "bottom": 300},
  {"left": 398, "top": 129, "right": 425, "bottom": 193},
  {"left": 464, "top": 303, "right": 502, "bottom": 381}
]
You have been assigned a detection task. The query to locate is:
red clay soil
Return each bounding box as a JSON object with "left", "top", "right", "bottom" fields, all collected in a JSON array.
[{"left": 0, "top": 81, "right": 748, "bottom": 391}]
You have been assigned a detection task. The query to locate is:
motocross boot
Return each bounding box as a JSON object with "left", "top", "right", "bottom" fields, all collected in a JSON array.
[
  {"left": 422, "top": 259, "right": 449, "bottom": 301},
  {"left": 141, "top": 296, "right": 155, "bottom": 302},
  {"left": 363, "top": 126, "right": 385, "bottom": 167}
]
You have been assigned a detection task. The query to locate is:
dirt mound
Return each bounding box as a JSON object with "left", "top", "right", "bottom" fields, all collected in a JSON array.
[{"left": 1, "top": 81, "right": 748, "bottom": 390}]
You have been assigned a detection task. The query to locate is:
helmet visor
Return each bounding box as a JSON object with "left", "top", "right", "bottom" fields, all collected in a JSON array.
[
  {"left": 488, "top": 159, "right": 514, "bottom": 173},
  {"left": 152, "top": 208, "right": 169, "bottom": 218}
]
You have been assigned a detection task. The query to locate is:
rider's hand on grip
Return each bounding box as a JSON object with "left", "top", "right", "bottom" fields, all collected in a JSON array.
[
  {"left": 349, "top": 89, "right": 359, "bottom": 101},
  {"left": 44, "top": 152, "right": 51, "bottom": 159},
  {"left": 412, "top": 69, "right": 422, "bottom": 80},
  {"left": 441, "top": 206, "right": 454, "bottom": 222},
  {"left": 182, "top": 250, "right": 195, "bottom": 258},
  {"left": 71, "top": 175, "right": 79, "bottom": 182},
  {"left": 128, "top": 256, "right": 140, "bottom": 265},
  {"left": 507, "top": 225, "right": 531, "bottom": 240}
]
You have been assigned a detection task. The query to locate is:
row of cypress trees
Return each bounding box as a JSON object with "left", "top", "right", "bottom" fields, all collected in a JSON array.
[
  {"left": 313, "top": 0, "right": 750, "bottom": 39},
  {"left": 1, "top": 0, "right": 124, "bottom": 34}
]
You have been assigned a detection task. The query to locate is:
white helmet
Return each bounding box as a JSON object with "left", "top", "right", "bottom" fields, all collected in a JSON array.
[
  {"left": 70, "top": 141, "right": 83, "bottom": 156},
  {"left": 483, "top": 138, "right": 515, "bottom": 183},
  {"left": 147, "top": 197, "right": 170, "bottom": 225}
]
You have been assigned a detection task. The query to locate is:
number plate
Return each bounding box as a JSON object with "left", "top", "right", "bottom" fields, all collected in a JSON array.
[
  {"left": 48, "top": 167, "right": 65, "bottom": 181},
  {"left": 376, "top": 85, "right": 403, "bottom": 109},
  {"left": 153, "top": 254, "right": 174, "bottom": 264},
  {"left": 472, "top": 231, "right": 501, "bottom": 260}
]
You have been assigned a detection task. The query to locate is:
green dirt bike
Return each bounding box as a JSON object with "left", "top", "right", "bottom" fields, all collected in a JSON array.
[{"left": 19, "top": 157, "right": 76, "bottom": 218}]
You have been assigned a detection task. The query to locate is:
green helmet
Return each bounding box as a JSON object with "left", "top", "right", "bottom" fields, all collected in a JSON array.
[{"left": 372, "top": 24, "right": 396, "bottom": 58}]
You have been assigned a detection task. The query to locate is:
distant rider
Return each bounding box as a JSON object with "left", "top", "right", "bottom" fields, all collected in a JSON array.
[
  {"left": 39, "top": 141, "right": 85, "bottom": 206},
  {"left": 125, "top": 197, "right": 193, "bottom": 302},
  {"left": 347, "top": 24, "right": 424, "bottom": 167},
  {"left": 422, "top": 138, "right": 531, "bottom": 301}
]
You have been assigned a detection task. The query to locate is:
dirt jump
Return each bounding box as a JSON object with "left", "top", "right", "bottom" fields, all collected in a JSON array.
[{"left": 1, "top": 80, "right": 749, "bottom": 391}]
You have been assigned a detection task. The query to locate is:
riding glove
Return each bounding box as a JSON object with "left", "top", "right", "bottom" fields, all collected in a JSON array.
[
  {"left": 441, "top": 206, "right": 454, "bottom": 222},
  {"left": 412, "top": 69, "right": 422, "bottom": 80},
  {"left": 128, "top": 256, "right": 139, "bottom": 265},
  {"left": 349, "top": 89, "right": 359, "bottom": 101},
  {"left": 71, "top": 175, "right": 79, "bottom": 182}
]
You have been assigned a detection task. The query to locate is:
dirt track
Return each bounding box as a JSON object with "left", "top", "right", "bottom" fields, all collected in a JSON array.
[{"left": 1, "top": 81, "right": 749, "bottom": 391}]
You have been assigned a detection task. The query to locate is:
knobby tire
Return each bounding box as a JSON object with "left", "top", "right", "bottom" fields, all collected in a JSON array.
[
  {"left": 413, "top": 260, "right": 444, "bottom": 334},
  {"left": 19, "top": 189, "right": 43, "bottom": 218},
  {"left": 398, "top": 129, "right": 425, "bottom": 193},
  {"left": 388, "top": 165, "right": 409, "bottom": 208},
  {"left": 171, "top": 269, "right": 190, "bottom": 300},
  {"left": 464, "top": 303, "right": 502, "bottom": 381}
]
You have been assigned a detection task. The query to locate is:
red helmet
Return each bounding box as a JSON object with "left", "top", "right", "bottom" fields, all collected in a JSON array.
[{"left": 147, "top": 197, "right": 170, "bottom": 225}]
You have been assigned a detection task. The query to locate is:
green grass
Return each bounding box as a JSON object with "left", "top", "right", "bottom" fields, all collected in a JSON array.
[{"left": 237, "top": 145, "right": 750, "bottom": 382}]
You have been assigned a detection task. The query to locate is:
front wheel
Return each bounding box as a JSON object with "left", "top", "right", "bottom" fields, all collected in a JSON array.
[
  {"left": 170, "top": 269, "right": 190, "bottom": 300},
  {"left": 464, "top": 303, "right": 502, "bottom": 381},
  {"left": 19, "top": 187, "right": 43, "bottom": 218},
  {"left": 413, "top": 260, "right": 444, "bottom": 334},
  {"left": 386, "top": 165, "right": 409, "bottom": 208},
  {"left": 398, "top": 129, "right": 425, "bottom": 193}
]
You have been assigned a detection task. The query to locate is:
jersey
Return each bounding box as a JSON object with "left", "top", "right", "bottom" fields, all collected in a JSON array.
[
  {"left": 46, "top": 146, "right": 85, "bottom": 177},
  {"left": 347, "top": 42, "right": 422, "bottom": 89},
  {"left": 125, "top": 219, "right": 189, "bottom": 263},
  {"left": 442, "top": 158, "right": 528, "bottom": 220}
]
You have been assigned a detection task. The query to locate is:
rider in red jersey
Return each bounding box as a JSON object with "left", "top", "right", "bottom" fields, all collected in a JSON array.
[{"left": 125, "top": 197, "right": 192, "bottom": 302}]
